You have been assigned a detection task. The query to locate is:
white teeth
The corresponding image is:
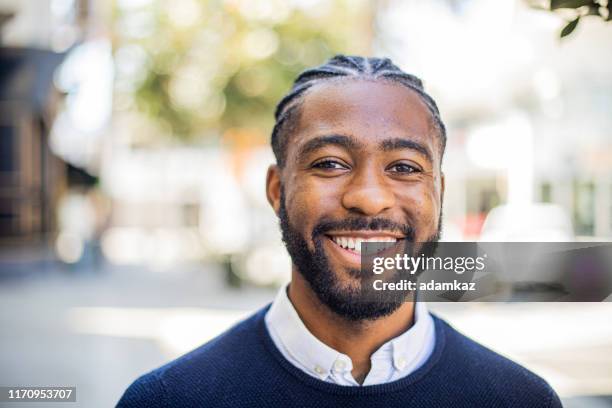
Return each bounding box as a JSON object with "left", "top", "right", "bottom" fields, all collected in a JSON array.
[
  {"left": 332, "top": 236, "right": 398, "bottom": 252},
  {"left": 348, "top": 238, "right": 355, "bottom": 249}
]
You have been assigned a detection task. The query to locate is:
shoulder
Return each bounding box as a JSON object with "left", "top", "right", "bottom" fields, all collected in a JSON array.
[
  {"left": 117, "top": 369, "right": 166, "bottom": 408},
  {"left": 432, "top": 315, "right": 562, "bottom": 407},
  {"left": 117, "top": 307, "right": 270, "bottom": 407}
]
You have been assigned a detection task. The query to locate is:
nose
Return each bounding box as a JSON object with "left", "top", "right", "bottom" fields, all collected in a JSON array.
[{"left": 341, "top": 169, "right": 395, "bottom": 216}]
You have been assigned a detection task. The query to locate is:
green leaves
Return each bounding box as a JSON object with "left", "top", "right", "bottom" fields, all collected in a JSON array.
[
  {"left": 545, "top": 0, "right": 609, "bottom": 38},
  {"left": 550, "top": 0, "right": 593, "bottom": 10},
  {"left": 113, "top": 1, "right": 372, "bottom": 143},
  {"left": 561, "top": 16, "right": 580, "bottom": 37}
]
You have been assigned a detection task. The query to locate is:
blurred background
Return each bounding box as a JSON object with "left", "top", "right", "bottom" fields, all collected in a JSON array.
[{"left": 0, "top": 0, "right": 611, "bottom": 406}]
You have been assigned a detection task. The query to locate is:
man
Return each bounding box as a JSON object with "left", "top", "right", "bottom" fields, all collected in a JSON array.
[{"left": 118, "top": 55, "right": 562, "bottom": 407}]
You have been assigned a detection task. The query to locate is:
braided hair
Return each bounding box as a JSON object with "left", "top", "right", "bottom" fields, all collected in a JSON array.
[{"left": 271, "top": 55, "right": 446, "bottom": 167}]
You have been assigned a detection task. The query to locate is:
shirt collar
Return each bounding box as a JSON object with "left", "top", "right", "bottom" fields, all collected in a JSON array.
[
  {"left": 388, "top": 301, "right": 431, "bottom": 371},
  {"left": 265, "top": 284, "right": 433, "bottom": 380},
  {"left": 265, "top": 285, "right": 343, "bottom": 379}
]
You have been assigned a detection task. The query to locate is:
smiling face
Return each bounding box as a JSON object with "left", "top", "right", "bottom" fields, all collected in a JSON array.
[{"left": 267, "top": 79, "right": 445, "bottom": 320}]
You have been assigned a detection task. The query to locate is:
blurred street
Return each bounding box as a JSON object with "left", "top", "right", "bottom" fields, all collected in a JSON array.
[
  {"left": 0, "top": 253, "right": 275, "bottom": 407},
  {"left": 1, "top": 251, "right": 611, "bottom": 407}
]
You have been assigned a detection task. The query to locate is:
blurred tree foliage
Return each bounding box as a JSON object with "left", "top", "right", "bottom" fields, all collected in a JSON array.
[
  {"left": 112, "top": 0, "right": 372, "bottom": 146},
  {"left": 528, "top": 0, "right": 611, "bottom": 38}
]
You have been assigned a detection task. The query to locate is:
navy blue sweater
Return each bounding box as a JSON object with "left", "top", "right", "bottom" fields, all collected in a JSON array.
[{"left": 117, "top": 306, "right": 562, "bottom": 407}]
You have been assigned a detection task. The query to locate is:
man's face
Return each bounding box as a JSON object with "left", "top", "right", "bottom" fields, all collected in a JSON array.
[{"left": 268, "top": 79, "right": 444, "bottom": 320}]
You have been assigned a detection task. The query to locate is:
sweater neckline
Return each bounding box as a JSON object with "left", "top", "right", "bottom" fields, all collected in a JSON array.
[{"left": 255, "top": 305, "right": 447, "bottom": 396}]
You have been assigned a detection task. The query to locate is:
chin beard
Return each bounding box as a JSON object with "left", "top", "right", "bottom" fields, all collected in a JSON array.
[{"left": 278, "top": 188, "right": 442, "bottom": 322}]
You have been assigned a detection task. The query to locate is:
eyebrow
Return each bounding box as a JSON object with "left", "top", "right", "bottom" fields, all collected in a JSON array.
[
  {"left": 296, "top": 134, "right": 433, "bottom": 164},
  {"left": 297, "top": 134, "right": 362, "bottom": 161},
  {"left": 380, "top": 138, "right": 433, "bottom": 163}
]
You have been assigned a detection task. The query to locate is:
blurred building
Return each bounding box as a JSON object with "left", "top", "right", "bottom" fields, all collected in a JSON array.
[
  {"left": 0, "top": 0, "right": 108, "bottom": 249},
  {"left": 376, "top": 0, "right": 612, "bottom": 240},
  {"left": 0, "top": 19, "right": 65, "bottom": 243}
]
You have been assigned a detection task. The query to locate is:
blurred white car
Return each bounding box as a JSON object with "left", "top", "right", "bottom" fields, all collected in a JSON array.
[{"left": 480, "top": 203, "right": 574, "bottom": 242}]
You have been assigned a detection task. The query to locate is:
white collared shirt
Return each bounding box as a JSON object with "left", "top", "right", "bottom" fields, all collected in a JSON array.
[{"left": 264, "top": 285, "right": 435, "bottom": 386}]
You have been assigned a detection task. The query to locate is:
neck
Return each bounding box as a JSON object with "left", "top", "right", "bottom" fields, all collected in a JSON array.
[{"left": 287, "top": 270, "right": 416, "bottom": 384}]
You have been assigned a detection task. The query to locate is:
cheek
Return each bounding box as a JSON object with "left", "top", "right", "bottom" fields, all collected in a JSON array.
[
  {"left": 287, "top": 170, "right": 343, "bottom": 209},
  {"left": 398, "top": 183, "right": 441, "bottom": 235},
  {"left": 284, "top": 175, "right": 341, "bottom": 237}
]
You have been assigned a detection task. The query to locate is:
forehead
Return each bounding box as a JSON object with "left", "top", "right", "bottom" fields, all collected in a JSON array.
[{"left": 295, "top": 79, "right": 434, "bottom": 145}]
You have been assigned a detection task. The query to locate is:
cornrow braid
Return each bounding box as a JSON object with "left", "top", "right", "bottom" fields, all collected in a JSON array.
[{"left": 271, "top": 55, "right": 446, "bottom": 167}]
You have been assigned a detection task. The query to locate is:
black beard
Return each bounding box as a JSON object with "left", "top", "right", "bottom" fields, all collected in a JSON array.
[{"left": 279, "top": 188, "right": 442, "bottom": 322}]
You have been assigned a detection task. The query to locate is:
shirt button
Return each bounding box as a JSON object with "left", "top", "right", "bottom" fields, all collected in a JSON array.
[
  {"left": 333, "top": 360, "right": 346, "bottom": 372},
  {"left": 396, "top": 356, "right": 407, "bottom": 370},
  {"left": 314, "top": 365, "right": 326, "bottom": 375}
]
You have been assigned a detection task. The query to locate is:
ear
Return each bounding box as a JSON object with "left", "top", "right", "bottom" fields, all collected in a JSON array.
[{"left": 266, "top": 165, "right": 282, "bottom": 216}]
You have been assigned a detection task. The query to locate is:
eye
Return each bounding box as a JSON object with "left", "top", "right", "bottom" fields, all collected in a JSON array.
[
  {"left": 388, "top": 162, "right": 420, "bottom": 174},
  {"left": 312, "top": 159, "right": 349, "bottom": 170}
]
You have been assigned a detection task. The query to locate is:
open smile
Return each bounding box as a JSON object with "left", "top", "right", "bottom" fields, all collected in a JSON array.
[{"left": 324, "top": 232, "right": 405, "bottom": 266}]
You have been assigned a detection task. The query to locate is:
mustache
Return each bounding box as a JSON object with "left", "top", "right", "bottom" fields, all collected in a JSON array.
[{"left": 312, "top": 217, "right": 415, "bottom": 242}]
